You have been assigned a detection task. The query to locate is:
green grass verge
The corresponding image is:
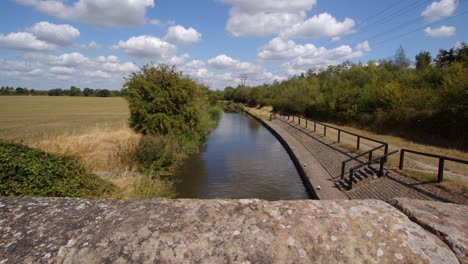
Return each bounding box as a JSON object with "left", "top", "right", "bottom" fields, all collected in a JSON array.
[{"left": 0, "top": 140, "right": 115, "bottom": 198}]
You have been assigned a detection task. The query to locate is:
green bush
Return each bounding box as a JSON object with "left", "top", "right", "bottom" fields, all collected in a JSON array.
[
  {"left": 0, "top": 141, "right": 115, "bottom": 197},
  {"left": 124, "top": 64, "right": 212, "bottom": 139},
  {"left": 130, "top": 135, "right": 178, "bottom": 176}
]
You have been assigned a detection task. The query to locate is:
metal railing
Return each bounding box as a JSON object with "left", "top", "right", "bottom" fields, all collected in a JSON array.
[
  {"left": 347, "top": 150, "right": 399, "bottom": 190},
  {"left": 399, "top": 149, "right": 468, "bottom": 183},
  {"left": 279, "top": 114, "right": 389, "bottom": 160},
  {"left": 341, "top": 144, "right": 385, "bottom": 179}
]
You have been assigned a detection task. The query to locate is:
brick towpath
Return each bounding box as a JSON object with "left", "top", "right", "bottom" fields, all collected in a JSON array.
[{"left": 265, "top": 117, "right": 467, "bottom": 205}]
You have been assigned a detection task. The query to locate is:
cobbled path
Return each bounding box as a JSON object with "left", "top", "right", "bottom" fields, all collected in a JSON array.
[{"left": 272, "top": 118, "right": 467, "bottom": 205}]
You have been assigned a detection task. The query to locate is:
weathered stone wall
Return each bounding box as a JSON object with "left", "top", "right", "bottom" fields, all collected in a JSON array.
[{"left": 1, "top": 198, "right": 466, "bottom": 263}]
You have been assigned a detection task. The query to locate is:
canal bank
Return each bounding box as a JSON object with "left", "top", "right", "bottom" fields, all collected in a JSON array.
[{"left": 244, "top": 109, "right": 348, "bottom": 200}]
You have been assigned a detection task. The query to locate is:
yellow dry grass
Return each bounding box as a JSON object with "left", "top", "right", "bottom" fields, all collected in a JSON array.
[{"left": 0, "top": 96, "right": 165, "bottom": 198}]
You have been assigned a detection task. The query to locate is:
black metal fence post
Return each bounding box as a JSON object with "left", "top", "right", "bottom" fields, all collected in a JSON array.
[
  {"left": 378, "top": 158, "right": 385, "bottom": 177},
  {"left": 399, "top": 150, "right": 405, "bottom": 170},
  {"left": 438, "top": 158, "right": 445, "bottom": 183},
  {"left": 324, "top": 125, "right": 327, "bottom": 137},
  {"left": 384, "top": 144, "right": 389, "bottom": 162},
  {"left": 348, "top": 170, "right": 354, "bottom": 190},
  {"left": 314, "top": 122, "right": 316, "bottom": 131},
  {"left": 298, "top": 117, "right": 301, "bottom": 125},
  {"left": 305, "top": 119, "right": 308, "bottom": 128},
  {"left": 369, "top": 151, "right": 373, "bottom": 161},
  {"left": 357, "top": 136, "right": 361, "bottom": 150},
  {"left": 338, "top": 130, "right": 341, "bottom": 143}
]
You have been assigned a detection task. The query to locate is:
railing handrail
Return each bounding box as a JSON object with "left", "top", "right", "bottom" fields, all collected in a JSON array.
[
  {"left": 341, "top": 144, "right": 386, "bottom": 179},
  {"left": 342, "top": 144, "right": 385, "bottom": 164},
  {"left": 350, "top": 150, "right": 399, "bottom": 172},
  {"left": 400, "top": 148, "right": 468, "bottom": 164},
  {"left": 281, "top": 114, "right": 387, "bottom": 145},
  {"left": 347, "top": 150, "right": 399, "bottom": 190},
  {"left": 399, "top": 148, "right": 467, "bottom": 183}
]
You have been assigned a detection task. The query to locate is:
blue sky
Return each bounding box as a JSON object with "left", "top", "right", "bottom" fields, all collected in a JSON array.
[{"left": 0, "top": 0, "right": 466, "bottom": 90}]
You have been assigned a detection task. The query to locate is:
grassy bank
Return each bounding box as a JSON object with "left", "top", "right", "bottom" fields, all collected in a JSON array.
[{"left": 0, "top": 96, "right": 183, "bottom": 198}]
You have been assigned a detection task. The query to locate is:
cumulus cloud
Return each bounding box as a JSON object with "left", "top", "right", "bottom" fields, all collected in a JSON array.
[
  {"left": 49, "top": 66, "right": 76, "bottom": 75},
  {"left": 0, "top": 32, "right": 56, "bottom": 51},
  {"left": 421, "top": 0, "right": 458, "bottom": 21},
  {"left": 0, "top": 59, "right": 42, "bottom": 72},
  {"left": 356, "top": 40, "right": 371, "bottom": 52},
  {"left": 226, "top": 11, "right": 306, "bottom": 37},
  {"left": 112, "top": 35, "right": 177, "bottom": 59},
  {"left": 280, "top": 13, "right": 355, "bottom": 39},
  {"left": 424, "top": 25, "right": 456, "bottom": 37},
  {"left": 257, "top": 37, "right": 369, "bottom": 75},
  {"left": 165, "top": 25, "right": 202, "bottom": 44},
  {"left": 28, "top": 21, "right": 80, "bottom": 46},
  {"left": 222, "top": 0, "right": 354, "bottom": 39},
  {"left": 49, "top": 52, "right": 91, "bottom": 67},
  {"left": 258, "top": 37, "right": 369, "bottom": 63},
  {"left": 208, "top": 54, "right": 240, "bottom": 69},
  {"left": 183, "top": 54, "right": 284, "bottom": 89},
  {"left": 0, "top": 22, "right": 82, "bottom": 51},
  {"left": 15, "top": 0, "right": 155, "bottom": 26},
  {"left": 184, "top": 60, "right": 206, "bottom": 69}
]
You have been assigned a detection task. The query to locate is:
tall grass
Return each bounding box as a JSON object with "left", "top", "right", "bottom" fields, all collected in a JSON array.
[{"left": 0, "top": 96, "right": 179, "bottom": 198}]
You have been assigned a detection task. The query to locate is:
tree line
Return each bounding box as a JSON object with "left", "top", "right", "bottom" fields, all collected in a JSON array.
[
  {"left": 223, "top": 44, "right": 468, "bottom": 149},
  {"left": 0, "top": 86, "right": 124, "bottom": 97}
]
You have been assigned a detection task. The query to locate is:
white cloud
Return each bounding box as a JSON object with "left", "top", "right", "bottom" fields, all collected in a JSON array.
[
  {"left": 165, "top": 25, "right": 202, "bottom": 44},
  {"left": 183, "top": 54, "right": 285, "bottom": 89},
  {"left": 421, "top": 0, "right": 458, "bottom": 21},
  {"left": 49, "top": 52, "right": 90, "bottom": 67},
  {"left": 208, "top": 54, "right": 240, "bottom": 69},
  {"left": 28, "top": 21, "right": 80, "bottom": 46},
  {"left": 49, "top": 66, "right": 75, "bottom": 74},
  {"left": 112, "top": 35, "right": 177, "bottom": 59},
  {"left": 257, "top": 37, "right": 369, "bottom": 75},
  {"left": 149, "top": 19, "right": 162, "bottom": 26},
  {"left": 223, "top": 0, "right": 316, "bottom": 37},
  {"left": 15, "top": 0, "right": 155, "bottom": 26},
  {"left": 424, "top": 25, "right": 456, "bottom": 37},
  {"left": 85, "top": 70, "right": 111, "bottom": 79},
  {"left": 86, "top": 41, "right": 102, "bottom": 49},
  {"left": 258, "top": 37, "right": 369, "bottom": 63},
  {"left": 223, "top": 0, "right": 317, "bottom": 13},
  {"left": 0, "top": 32, "right": 56, "bottom": 51},
  {"left": 280, "top": 13, "right": 355, "bottom": 39},
  {"left": 356, "top": 40, "right": 371, "bottom": 52},
  {"left": 222, "top": 0, "right": 354, "bottom": 39},
  {"left": 0, "top": 59, "right": 42, "bottom": 72},
  {"left": 226, "top": 11, "right": 306, "bottom": 37},
  {"left": 185, "top": 60, "right": 205, "bottom": 69}
]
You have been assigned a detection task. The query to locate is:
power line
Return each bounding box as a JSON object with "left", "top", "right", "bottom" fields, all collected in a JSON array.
[
  {"left": 239, "top": 74, "right": 248, "bottom": 86},
  {"left": 268, "top": 0, "right": 466, "bottom": 75}
]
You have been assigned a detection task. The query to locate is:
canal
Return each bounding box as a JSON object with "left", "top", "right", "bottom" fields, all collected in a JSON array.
[{"left": 175, "top": 112, "right": 309, "bottom": 200}]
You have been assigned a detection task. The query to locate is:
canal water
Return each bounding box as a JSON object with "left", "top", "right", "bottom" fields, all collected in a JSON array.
[{"left": 175, "top": 112, "right": 309, "bottom": 200}]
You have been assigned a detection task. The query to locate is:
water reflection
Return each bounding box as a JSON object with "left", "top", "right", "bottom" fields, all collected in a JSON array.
[{"left": 174, "top": 112, "right": 309, "bottom": 200}]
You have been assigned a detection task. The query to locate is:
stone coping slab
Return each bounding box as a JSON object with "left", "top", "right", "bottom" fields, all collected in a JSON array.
[
  {"left": 0, "top": 198, "right": 459, "bottom": 263},
  {"left": 390, "top": 198, "right": 468, "bottom": 264}
]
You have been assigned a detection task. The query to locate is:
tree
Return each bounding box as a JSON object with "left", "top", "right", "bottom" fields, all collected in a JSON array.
[
  {"left": 415, "top": 51, "right": 432, "bottom": 70},
  {"left": 435, "top": 48, "right": 456, "bottom": 68},
  {"left": 392, "top": 46, "right": 411, "bottom": 69},
  {"left": 83, "top": 88, "right": 93, "bottom": 96},
  {"left": 48, "top": 88, "right": 63, "bottom": 96},
  {"left": 69, "top": 86, "right": 81, "bottom": 96},
  {"left": 96, "top": 89, "right": 110, "bottom": 97},
  {"left": 124, "top": 64, "right": 210, "bottom": 137}
]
